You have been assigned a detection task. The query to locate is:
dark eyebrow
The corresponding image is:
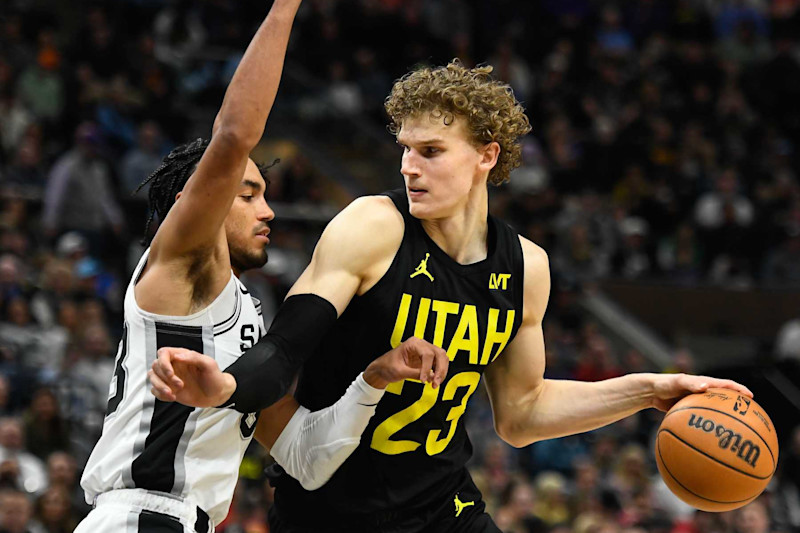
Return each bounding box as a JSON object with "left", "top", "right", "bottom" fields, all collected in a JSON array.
[{"left": 241, "top": 179, "right": 263, "bottom": 192}]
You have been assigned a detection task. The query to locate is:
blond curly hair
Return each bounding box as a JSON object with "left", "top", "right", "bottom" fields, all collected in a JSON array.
[{"left": 385, "top": 59, "right": 531, "bottom": 186}]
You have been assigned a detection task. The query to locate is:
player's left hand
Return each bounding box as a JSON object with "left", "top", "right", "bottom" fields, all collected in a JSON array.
[
  {"left": 651, "top": 373, "right": 753, "bottom": 412},
  {"left": 364, "top": 336, "right": 449, "bottom": 389}
]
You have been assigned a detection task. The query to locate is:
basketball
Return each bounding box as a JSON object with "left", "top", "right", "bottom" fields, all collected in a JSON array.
[{"left": 655, "top": 388, "right": 779, "bottom": 512}]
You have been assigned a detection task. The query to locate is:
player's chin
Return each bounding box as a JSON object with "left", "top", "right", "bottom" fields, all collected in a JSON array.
[
  {"left": 232, "top": 248, "right": 268, "bottom": 272},
  {"left": 408, "top": 201, "right": 437, "bottom": 220}
]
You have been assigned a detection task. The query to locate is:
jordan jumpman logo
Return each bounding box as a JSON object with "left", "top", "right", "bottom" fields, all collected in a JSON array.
[
  {"left": 410, "top": 253, "right": 434, "bottom": 282},
  {"left": 454, "top": 494, "right": 474, "bottom": 517}
]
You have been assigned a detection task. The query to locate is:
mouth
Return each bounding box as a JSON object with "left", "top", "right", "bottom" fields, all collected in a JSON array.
[
  {"left": 255, "top": 228, "right": 270, "bottom": 244},
  {"left": 407, "top": 187, "right": 427, "bottom": 198}
]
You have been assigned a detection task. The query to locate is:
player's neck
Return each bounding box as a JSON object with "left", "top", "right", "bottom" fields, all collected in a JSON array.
[{"left": 421, "top": 188, "right": 489, "bottom": 265}]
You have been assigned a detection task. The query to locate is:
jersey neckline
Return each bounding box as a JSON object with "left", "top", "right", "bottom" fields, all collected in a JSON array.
[{"left": 417, "top": 215, "right": 499, "bottom": 275}]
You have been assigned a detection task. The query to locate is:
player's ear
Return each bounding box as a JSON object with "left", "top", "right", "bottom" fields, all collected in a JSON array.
[
  {"left": 175, "top": 191, "right": 183, "bottom": 202},
  {"left": 478, "top": 142, "right": 500, "bottom": 172}
]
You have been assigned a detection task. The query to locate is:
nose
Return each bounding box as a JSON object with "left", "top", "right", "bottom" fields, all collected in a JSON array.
[
  {"left": 259, "top": 197, "right": 275, "bottom": 222},
  {"left": 400, "top": 149, "right": 421, "bottom": 178}
]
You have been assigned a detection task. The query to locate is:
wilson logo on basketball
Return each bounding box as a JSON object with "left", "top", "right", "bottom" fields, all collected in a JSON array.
[{"left": 687, "top": 414, "right": 760, "bottom": 468}]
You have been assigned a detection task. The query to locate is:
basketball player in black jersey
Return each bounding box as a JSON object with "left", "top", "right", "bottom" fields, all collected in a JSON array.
[{"left": 152, "top": 60, "right": 752, "bottom": 532}]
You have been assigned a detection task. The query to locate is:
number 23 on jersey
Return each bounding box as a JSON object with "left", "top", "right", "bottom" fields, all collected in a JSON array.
[{"left": 370, "top": 371, "right": 480, "bottom": 456}]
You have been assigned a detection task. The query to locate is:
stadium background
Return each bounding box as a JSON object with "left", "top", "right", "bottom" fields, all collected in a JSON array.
[{"left": 1, "top": 0, "right": 799, "bottom": 531}]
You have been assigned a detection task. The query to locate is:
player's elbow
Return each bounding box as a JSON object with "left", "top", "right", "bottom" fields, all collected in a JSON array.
[
  {"left": 213, "top": 123, "right": 262, "bottom": 153},
  {"left": 494, "top": 419, "right": 536, "bottom": 449}
]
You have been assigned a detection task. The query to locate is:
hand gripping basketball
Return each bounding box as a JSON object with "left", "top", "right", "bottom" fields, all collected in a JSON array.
[
  {"left": 656, "top": 388, "right": 778, "bottom": 511},
  {"left": 651, "top": 373, "right": 753, "bottom": 412},
  {"left": 148, "top": 347, "right": 236, "bottom": 407}
]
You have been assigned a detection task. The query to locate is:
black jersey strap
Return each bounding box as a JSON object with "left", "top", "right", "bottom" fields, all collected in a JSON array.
[{"left": 220, "top": 294, "right": 337, "bottom": 413}]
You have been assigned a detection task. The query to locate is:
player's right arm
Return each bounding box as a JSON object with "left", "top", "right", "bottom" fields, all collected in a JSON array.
[{"left": 148, "top": 0, "right": 301, "bottom": 264}]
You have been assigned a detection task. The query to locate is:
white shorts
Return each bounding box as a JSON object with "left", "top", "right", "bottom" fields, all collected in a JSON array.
[{"left": 74, "top": 489, "right": 215, "bottom": 533}]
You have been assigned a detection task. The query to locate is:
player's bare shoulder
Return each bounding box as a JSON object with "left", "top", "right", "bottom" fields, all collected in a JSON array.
[
  {"left": 320, "top": 195, "right": 404, "bottom": 267},
  {"left": 517, "top": 235, "right": 551, "bottom": 325}
]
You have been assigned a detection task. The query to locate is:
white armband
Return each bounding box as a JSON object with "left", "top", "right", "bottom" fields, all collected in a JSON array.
[{"left": 270, "top": 372, "right": 385, "bottom": 490}]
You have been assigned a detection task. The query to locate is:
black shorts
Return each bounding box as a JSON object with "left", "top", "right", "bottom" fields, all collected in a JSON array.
[{"left": 268, "top": 474, "right": 500, "bottom": 533}]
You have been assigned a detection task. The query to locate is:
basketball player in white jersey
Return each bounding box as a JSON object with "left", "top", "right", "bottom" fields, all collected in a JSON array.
[{"left": 76, "top": 1, "right": 448, "bottom": 532}]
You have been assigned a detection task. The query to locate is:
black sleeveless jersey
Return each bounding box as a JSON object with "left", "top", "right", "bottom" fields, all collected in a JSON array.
[{"left": 271, "top": 190, "right": 525, "bottom": 528}]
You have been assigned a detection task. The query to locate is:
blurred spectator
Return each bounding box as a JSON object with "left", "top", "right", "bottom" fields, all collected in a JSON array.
[
  {"left": 29, "top": 256, "right": 75, "bottom": 329},
  {"left": 94, "top": 75, "right": 145, "bottom": 152},
  {"left": 532, "top": 471, "right": 570, "bottom": 527},
  {"left": 570, "top": 457, "right": 604, "bottom": 518},
  {"left": 774, "top": 315, "right": 800, "bottom": 362},
  {"left": 0, "top": 418, "right": 46, "bottom": 495},
  {"left": 153, "top": 0, "right": 207, "bottom": 70},
  {"left": 495, "top": 478, "right": 548, "bottom": 533},
  {"left": 552, "top": 222, "right": 610, "bottom": 286},
  {"left": 770, "top": 425, "right": 800, "bottom": 532},
  {"left": 716, "top": 20, "right": 771, "bottom": 67},
  {"left": 22, "top": 389, "right": 69, "bottom": 462},
  {"left": 596, "top": 6, "right": 635, "bottom": 57},
  {"left": 657, "top": 223, "right": 704, "bottom": 284},
  {"left": 45, "top": 452, "right": 88, "bottom": 521},
  {"left": 612, "top": 217, "right": 653, "bottom": 279},
  {"left": 527, "top": 434, "right": 589, "bottom": 477},
  {"left": 0, "top": 489, "right": 33, "bottom": 533},
  {"left": 31, "top": 486, "right": 77, "bottom": 533},
  {"left": 71, "top": 7, "right": 126, "bottom": 82},
  {"left": 0, "top": 14, "right": 35, "bottom": 72},
  {"left": 4, "top": 138, "right": 47, "bottom": 194},
  {"left": 0, "top": 377, "right": 11, "bottom": 419},
  {"left": 735, "top": 499, "right": 773, "bottom": 533},
  {"left": 472, "top": 440, "right": 517, "bottom": 512},
  {"left": 14, "top": 30, "right": 63, "bottom": 123},
  {"left": 618, "top": 485, "right": 673, "bottom": 532},
  {"left": 762, "top": 228, "right": 800, "bottom": 286},
  {"left": 574, "top": 336, "right": 622, "bottom": 382},
  {"left": 41, "top": 123, "right": 124, "bottom": 249},
  {"left": 0, "top": 92, "right": 33, "bottom": 159},
  {"left": 120, "top": 121, "right": 164, "bottom": 198},
  {"left": 693, "top": 167, "right": 756, "bottom": 282},
  {"left": 609, "top": 444, "right": 650, "bottom": 505},
  {"left": 0, "top": 295, "right": 39, "bottom": 361},
  {"left": 714, "top": 1, "right": 769, "bottom": 39}
]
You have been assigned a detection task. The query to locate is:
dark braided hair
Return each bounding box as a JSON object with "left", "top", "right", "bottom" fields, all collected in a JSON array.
[
  {"left": 135, "top": 138, "right": 210, "bottom": 244},
  {"left": 134, "top": 138, "right": 279, "bottom": 245}
]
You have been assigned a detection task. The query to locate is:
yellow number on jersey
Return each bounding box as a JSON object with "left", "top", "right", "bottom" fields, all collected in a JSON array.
[
  {"left": 425, "top": 371, "right": 480, "bottom": 455},
  {"left": 370, "top": 379, "right": 438, "bottom": 455},
  {"left": 370, "top": 372, "right": 481, "bottom": 456}
]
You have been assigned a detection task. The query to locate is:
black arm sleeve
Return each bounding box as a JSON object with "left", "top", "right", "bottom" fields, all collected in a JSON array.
[{"left": 220, "top": 293, "right": 337, "bottom": 413}]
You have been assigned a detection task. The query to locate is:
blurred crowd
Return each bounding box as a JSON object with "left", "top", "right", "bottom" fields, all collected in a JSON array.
[
  {"left": 1, "top": 0, "right": 800, "bottom": 532},
  {"left": 287, "top": 0, "right": 800, "bottom": 289}
]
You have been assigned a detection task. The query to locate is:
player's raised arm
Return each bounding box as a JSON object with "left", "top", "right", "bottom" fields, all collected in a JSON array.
[
  {"left": 150, "top": 0, "right": 301, "bottom": 261},
  {"left": 484, "top": 237, "right": 753, "bottom": 448}
]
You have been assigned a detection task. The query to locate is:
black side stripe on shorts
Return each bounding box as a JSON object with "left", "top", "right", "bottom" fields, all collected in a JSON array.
[
  {"left": 130, "top": 322, "right": 202, "bottom": 493},
  {"left": 138, "top": 510, "right": 183, "bottom": 533}
]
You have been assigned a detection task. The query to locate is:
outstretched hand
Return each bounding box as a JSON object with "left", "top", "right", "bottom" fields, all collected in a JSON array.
[
  {"left": 148, "top": 347, "right": 236, "bottom": 407},
  {"left": 651, "top": 373, "right": 753, "bottom": 412},
  {"left": 364, "top": 336, "right": 449, "bottom": 389}
]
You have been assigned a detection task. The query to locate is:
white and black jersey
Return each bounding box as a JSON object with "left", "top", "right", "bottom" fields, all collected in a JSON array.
[{"left": 81, "top": 248, "right": 265, "bottom": 526}]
